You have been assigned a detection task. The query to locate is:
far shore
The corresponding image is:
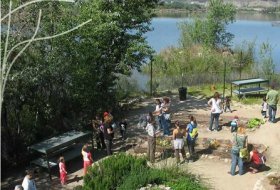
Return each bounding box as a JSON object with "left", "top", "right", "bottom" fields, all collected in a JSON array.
[{"left": 155, "top": 8, "right": 280, "bottom": 17}]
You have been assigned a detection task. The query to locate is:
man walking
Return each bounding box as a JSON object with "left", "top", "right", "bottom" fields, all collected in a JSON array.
[{"left": 266, "top": 84, "right": 279, "bottom": 123}]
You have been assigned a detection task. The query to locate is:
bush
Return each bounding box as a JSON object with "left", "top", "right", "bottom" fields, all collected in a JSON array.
[
  {"left": 83, "top": 153, "right": 207, "bottom": 190},
  {"left": 83, "top": 153, "right": 147, "bottom": 190}
]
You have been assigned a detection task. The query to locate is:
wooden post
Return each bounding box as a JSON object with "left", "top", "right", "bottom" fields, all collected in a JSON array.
[
  {"left": 223, "top": 60, "right": 226, "bottom": 103},
  {"left": 231, "top": 83, "right": 232, "bottom": 97},
  {"left": 46, "top": 153, "right": 52, "bottom": 181}
]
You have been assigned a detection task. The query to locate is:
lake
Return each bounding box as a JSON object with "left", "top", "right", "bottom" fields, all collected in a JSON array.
[
  {"left": 132, "top": 14, "right": 280, "bottom": 90},
  {"left": 146, "top": 17, "right": 280, "bottom": 70}
]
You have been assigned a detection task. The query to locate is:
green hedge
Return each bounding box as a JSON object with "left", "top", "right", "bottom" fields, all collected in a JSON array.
[{"left": 83, "top": 153, "right": 207, "bottom": 190}]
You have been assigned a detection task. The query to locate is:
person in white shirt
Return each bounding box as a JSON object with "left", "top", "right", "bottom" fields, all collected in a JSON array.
[
  {"left": 153, "top": 98, "right": 162, "bottom": 131},
  {"left": 207, "top": 92, "right": 222, "bottom": 131},
  {"left": 261, "top": 97, "right": 268, "bottom": 118},
  {"left": 145, "top": 113, "right": 156, "bottom": 163},
  {"left": 22, "top": 170, "right": 36, "bottom": 190}
]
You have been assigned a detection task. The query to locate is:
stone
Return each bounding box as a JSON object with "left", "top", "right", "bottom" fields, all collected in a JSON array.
[
  {"left": 224, "top": 158, "right": 229, "bottom": 163},
  {"left": 209, "top": 155, "right": 214, "bottom": 159}
]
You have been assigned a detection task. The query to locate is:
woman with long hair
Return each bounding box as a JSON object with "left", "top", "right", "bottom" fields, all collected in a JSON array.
[
  {"left": 173, "top": 121, "right": 187, "bottom": 165},
  {"left": 230, "top": 125, "right": 247, "bottom": 176},
  {"left": 207, "top": 92, "right": 222, "bottom": 131}
]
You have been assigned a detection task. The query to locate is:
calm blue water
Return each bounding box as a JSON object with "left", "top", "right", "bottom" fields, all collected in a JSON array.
[{"left": 146, "top": 17, "right": 280, "bottom": 72}]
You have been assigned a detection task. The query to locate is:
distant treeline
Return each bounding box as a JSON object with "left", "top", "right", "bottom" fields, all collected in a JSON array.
[{"left": 158, "top": 0, "right": 280, "bottom": 14}]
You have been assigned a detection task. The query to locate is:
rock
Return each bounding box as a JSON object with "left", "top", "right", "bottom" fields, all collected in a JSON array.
[
  {"left": 224, "top": 158, "right": 229, "bottom": 163},
  {"left": 209, "top": 156, "right": 214, "bottom": 159},
  {"left": 165, "top": 187, "right": 171, "bottom": 190}
]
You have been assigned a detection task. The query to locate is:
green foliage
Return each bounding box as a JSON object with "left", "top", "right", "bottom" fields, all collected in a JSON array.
[
  {"left": 83, "top": 153, "right": 147, "bottom": 190},
  {"left": 83, "top": 153, "right": 207, "bottom": 190},
  {"left": 186, "top": 0, "right": 236, "bottom": 48},
  {"left": 247, "top": 118, "right": 265, "bottom": 128},
  {"left": 159, "top": 1, "right": 203, "bottom": 11},
  {"left": 1, "top": 0, "right": 158, "bottom": 170},
  {"left": 257, "top": 42, "right": 275, "bottom": 80}
]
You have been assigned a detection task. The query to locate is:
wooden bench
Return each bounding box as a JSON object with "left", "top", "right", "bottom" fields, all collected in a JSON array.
[
  {"left": 233, "top": 87, "right": 268, "bottom": 96},
  {"left": 28, "top": 130, "right": 91, "bottom": 180},
  {"left": 231, "top": 78, "right": 269, "bottom": 99}
]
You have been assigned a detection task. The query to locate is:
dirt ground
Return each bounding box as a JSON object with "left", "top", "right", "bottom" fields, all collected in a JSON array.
[{"left": 1, "top": 94, "right": 279, "bottom": 190}]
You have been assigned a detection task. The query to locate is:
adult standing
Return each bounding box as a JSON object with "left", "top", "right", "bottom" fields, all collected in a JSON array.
[
  {"left": 266, "top": 84, "right": 279, "bottom": 123},
  {"left": 230, "top": 125, "right": 248, "bottom": 176},
  {"left": 145, "top": 114, "right": 156, "bottom": 163},
  {"left": 208, "top": 92, "right": 223, "bottom": 131},
  {"left": 103, "top": 112, "right": 114, "bottom": 155},
  {"left": 173, "top": 121, "right": 187, "bottom": 165},
  {"left": 22, "top": 170, "right": 36, "bottom": 190},
  {"left": 161, "top": 97, "right": 171, "bottom": 136},
  {"left": 153, "top": 98, "right": 162, "bottom": 131}
]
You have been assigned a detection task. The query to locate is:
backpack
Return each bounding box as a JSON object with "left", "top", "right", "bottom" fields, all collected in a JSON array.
[{"left": 188, "top": 124, "right": 198, "bottom": 140}]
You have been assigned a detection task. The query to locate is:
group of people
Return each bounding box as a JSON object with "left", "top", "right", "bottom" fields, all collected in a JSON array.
[
  {"left": 91, "top": 111, "right": 128, "bottom": 155},
  {"left": 230, "top": 125, "right": 267, "bottom": 176},
  {"left": 15, "top": 85, "right": 278, "bottom": 189},
  {"left": 145, "top": 96, "right": 199, "bottom": 164}
]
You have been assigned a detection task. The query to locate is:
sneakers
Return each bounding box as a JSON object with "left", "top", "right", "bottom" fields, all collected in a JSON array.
[{"left": 207, "top": 128, "right": 213, "bottom": 132}]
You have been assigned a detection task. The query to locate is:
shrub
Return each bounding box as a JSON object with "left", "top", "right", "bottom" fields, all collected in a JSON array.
[
  {"left": 83, "top": 153, "right": 147, "bottom": 190},
  {"left": 83, "top": 153, "right": 207, "bottom": 190}
]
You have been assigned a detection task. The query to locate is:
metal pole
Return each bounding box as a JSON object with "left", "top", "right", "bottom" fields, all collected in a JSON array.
[
  {"left": 240, "top": 51, "right": 242, "bottom": 79},
  {"left": 150, "top": 59, "right": 153, "bottom": 97}
]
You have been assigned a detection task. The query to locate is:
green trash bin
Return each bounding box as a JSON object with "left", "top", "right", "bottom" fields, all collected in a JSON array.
[{"left": 178, "top": 87, "right": 187, "bottom": 101}]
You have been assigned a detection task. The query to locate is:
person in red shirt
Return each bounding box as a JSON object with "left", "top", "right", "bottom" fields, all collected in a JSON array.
[{"left": 247, "top": 144, "right": 265, "bottom": 174}]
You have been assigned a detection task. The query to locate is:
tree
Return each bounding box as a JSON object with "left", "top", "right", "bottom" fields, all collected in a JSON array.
[
  {"left": 187, "top": 0, "right": 236, "bottom": 48},
  {"left": 1, "top": 0, "right": 158, "bottom": 171}
]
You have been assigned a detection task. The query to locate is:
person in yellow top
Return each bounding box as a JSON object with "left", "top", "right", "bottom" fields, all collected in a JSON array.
[{"left": 173, "top": 121, "right": 187, "bottom": 165}]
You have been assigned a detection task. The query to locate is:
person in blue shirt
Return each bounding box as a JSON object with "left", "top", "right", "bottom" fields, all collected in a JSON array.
[{"left": 186, "top": 115, "right": 198, "bottom": 162}]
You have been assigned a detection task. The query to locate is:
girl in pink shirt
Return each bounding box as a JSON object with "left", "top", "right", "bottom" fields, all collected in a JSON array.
[
  {"left": 81, "top": 145, "right": 93, "bottom": 176},
  {"left": 59, "top": 157, "right": 67, "bottom": 185}
]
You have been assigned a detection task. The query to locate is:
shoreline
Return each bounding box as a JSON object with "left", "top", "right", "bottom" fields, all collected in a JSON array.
[{"left": 155, "top": 8, "right": 280, "bottom": 17}]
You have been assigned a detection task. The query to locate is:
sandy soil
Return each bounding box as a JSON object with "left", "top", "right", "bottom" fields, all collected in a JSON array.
[{"left": 1, "top": 94, "right": 279, "bottom": 190}]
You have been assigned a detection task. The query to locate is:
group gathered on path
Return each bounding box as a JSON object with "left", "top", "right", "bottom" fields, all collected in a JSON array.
[{"left": 14, "top": 84, "right": 279, "bottom": 190}]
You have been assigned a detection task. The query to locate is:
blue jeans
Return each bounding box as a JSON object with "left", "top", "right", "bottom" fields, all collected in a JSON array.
[
  {"left": 161, "top": 114, "right": 170, "bottom": 135},
  {"left": 230, "top": 150, "right": 244, "bottom": 175},
  {"left": 155, "top": 115, "right": 162, "bottom": 130},
  {"left": 209, "top": 113, "right": 220, "bottom": 131},
  {"left": 268, "top": 105, "right": 277, "bottom": 123}
]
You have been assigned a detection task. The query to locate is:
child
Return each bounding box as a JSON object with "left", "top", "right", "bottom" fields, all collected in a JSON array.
[
  {"left": 186, "top": 116, "right": 198, "bottom": 162},
  {"left": 230, "top": 116, "right": 238, "bottom": 133},
  {"left": 119, "top": 118, "right": 128, "bottom": 141},
  {"left": 59, "top": 156, "right": 67, "bottom": 185},
  {"left": 81, "top": 144, "right": 93, "bottom": 176},
  {"left": 173, "top": 121, "right": 187, "bottom": 165},
  {"left": 224, "top": 96, "right": 232, "bottom": 113},
  {"left": 247, "top": 144, "right": 266, "bottom": 174},
  {"left": 261, "top": 97, "right": 268, "bottom": 118}
]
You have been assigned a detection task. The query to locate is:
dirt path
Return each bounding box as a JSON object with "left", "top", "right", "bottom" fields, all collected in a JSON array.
[{"left": 2, "top": 94, "right": 279, "bottom": 190}]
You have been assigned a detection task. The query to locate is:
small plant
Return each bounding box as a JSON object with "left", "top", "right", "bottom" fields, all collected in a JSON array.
[{"left": 247, "top": 118, "right": 265, "bottom": 129}]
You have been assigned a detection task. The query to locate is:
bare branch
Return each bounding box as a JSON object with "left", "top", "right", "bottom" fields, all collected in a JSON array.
[
  {"left": 1, "top": 10, "right": 42, "bottom": 100},
  {"left": 1, "top": 0, "right": 74, "bottom": 22},
  {"left": 5, "top": 19, "right": 92, "bottom": 63},
  {"left": 2, "top": 1, "right": 13, "bottom": 88}
]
